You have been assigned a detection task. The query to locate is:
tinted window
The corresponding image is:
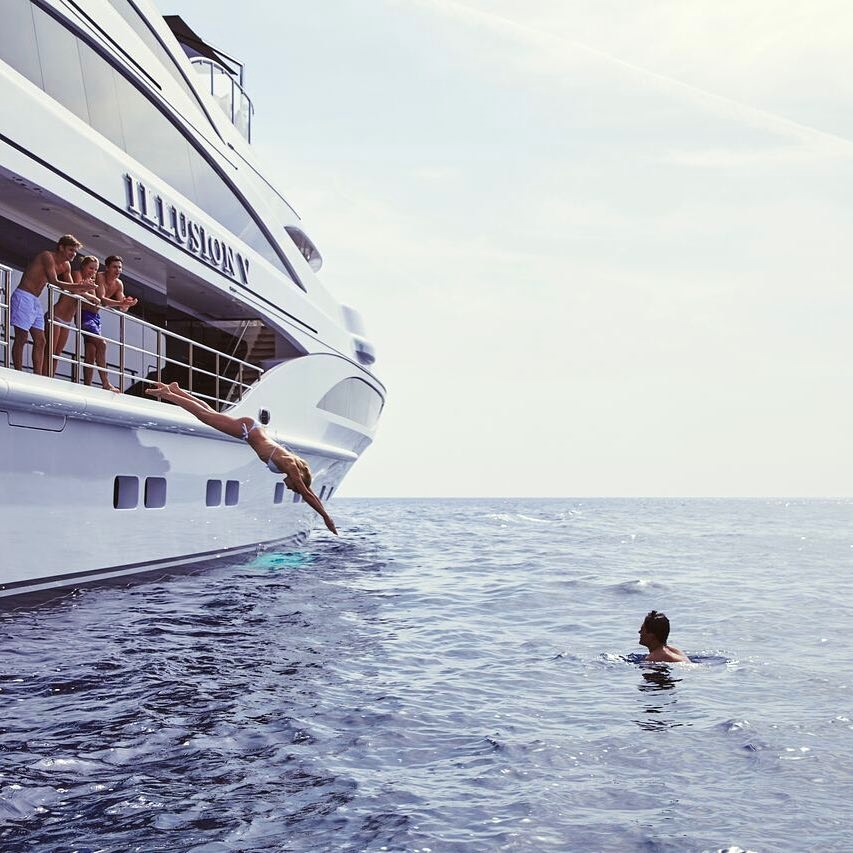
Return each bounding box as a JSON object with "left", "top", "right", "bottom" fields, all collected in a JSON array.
[
  {"left": 113, "top": 475, "right": 139, "bottom": 509},
  {"left": 317, "top": 378, "right": 384, "bottom": 428},
  {"left": 111, "top": 67, "right": 197, "bottom": 201},
  {"left": 79, "top": 47, "right": 126, "bottom": 149},
  {"left": 3, "top": 1, "right": 43, "bottom": 88},
  {"left": 144, "top": 476, "right": 167, "bottom": 508},
  {"left": 32, "top": 7, "right": 90, "bottom": 122},
  {"left": 206, "top": 479, "right": 222, "bottom": 506}
]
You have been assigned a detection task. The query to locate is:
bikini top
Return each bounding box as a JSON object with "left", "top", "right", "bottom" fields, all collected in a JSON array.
[{"left": 266, "top": 455, "right": 285, "bottom": 474}]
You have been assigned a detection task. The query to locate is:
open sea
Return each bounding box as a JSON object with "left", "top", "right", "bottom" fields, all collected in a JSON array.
[{"left": 1, "top": 497, "right": 852, "bottom": 852}]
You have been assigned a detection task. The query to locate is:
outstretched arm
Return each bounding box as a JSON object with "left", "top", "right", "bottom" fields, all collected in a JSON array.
[
  {"left": 70, "top": 272, "right": 101, "bottom": 306},
  {"left": 296, "top": 482, "right": 338, "bottom": 535}
]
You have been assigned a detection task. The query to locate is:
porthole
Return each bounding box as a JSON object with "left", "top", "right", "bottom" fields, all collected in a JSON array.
[
  {"left": 113, "top": 475, "right": 139, "bottom": 509},
  {"left": 224, "top": 479, "right": 240, "bottom": 506},
  {"left": 144, "top": 477, "right": 167, "bottom": 509},
  {"left": 206, "top": 479, "right": 222, "bottom": 507}
]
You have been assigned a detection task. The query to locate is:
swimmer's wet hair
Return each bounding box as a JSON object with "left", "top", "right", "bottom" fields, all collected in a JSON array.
[{"left": 643, "top": 610, "right": 671, "bottom": 643}]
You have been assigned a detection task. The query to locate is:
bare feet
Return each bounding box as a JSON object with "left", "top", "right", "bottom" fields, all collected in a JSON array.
[{"left": 145, "top": 382, "right": 170, "bottom": 398}]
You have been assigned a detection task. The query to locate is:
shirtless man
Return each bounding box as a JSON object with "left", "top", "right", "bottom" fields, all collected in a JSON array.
[
  {"left": 82, "top": 254, "right": 137, "bottom": 391},
  {"left": 638, "top": 610, "right": 689, "bottom": 663},
  {"left": 42, "top": 255, "right": 100, "bottom": 377},
  {"left": 10, "top": 234, "right": 93, "bottom": 373}
]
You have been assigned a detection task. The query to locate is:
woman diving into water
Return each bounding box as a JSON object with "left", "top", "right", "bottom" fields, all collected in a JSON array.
[{"left": 145, "top": 382, "right": 337, "bottom": 535}]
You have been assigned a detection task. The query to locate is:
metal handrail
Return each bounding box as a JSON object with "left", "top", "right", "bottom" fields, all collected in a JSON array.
[
  {"left": 0, "top": 265, "right": 11, "bottom": 369},
  {"left": 4, "top": 283, "right": 263, "bottom": 410},
  {"left": 190, "top": 57, "right": 254, "bottom": 142}
]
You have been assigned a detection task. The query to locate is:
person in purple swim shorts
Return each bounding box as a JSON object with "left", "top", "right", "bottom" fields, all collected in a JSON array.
[{"left": 81, "top": 254, "right": 137, "bottom": 391}]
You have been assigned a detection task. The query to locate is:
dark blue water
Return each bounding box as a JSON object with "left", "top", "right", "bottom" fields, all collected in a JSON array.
[{"left": 2, "top": 498, "right": 852, "bottom": 851}]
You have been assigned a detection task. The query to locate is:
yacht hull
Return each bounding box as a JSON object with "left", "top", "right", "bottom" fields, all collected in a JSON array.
[{"left": 0, "top": 360, "right": 363, "bottom": 599}]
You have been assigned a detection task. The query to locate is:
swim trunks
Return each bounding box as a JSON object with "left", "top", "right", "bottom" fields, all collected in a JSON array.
[
  {"left": 10, "top": 288, "right": 44, "bottom": 331},
  {"left": 80, "top": 310, "right": 101, "bottom": 336}
]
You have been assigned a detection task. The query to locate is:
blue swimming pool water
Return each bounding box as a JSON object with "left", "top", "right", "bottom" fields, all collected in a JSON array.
[{"left": 1, "top": 498, "right": 852, "bottom": 851}]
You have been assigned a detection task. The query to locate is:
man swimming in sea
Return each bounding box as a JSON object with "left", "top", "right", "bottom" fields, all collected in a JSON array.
[{"left": 638, "top": 610, "right": 689, "bottom": 663}]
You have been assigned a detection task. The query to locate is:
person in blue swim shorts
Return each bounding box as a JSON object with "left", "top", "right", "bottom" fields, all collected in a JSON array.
[{"left": 11, "top": 234, "right": 91, "bottom": 373}]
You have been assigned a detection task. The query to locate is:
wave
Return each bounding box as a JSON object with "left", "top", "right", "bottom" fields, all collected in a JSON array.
[{"left": 484, "top": 512, "right": 572, "bottom": 525}]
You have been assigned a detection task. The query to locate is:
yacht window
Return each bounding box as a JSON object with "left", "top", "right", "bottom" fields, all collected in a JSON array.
[
  {"left": 224, "top": 479, "right": 240, "bottom": 506},
  {"left": 113, "top": 475, "right": 139, "bottom": 509},
  {"left": 273, "top": 482, "right": 284, "bottom": 504},
  {"left": 1, "top": 1, "right": 295, "bottom": 280},
  {"left": 4, "top": 2, "right": 43, "bottom": 88},
  {"left": 112, "top": 68, "right": 197, "bottom": 202},
  {"left": 32, "top": 8, "right": 90, "bottom": 122},
  {"left": 144, "top": 476, "right": 167, "bottom": 508},
  {"left": 285, "top": 226, "right": 323, "bottom": 272},
  {"left": 79, "top": 48, "right": 126, "bottom": 149},
  {"left": 206, "top": 479, "right": 222, "bottom": 507},
  {"left": 317, "top": 378, "right": 385, "bottom": 429}
]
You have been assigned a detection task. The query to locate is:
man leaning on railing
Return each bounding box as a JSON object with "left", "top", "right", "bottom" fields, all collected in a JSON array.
[
  {"left": 11, "top": 234, "right": 95, "bottom": 374},
  {"left": 82, "top": 255, "right": 137, "bottom": 392}
]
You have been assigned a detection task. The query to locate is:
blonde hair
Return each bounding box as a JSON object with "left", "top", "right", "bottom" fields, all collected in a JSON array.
[{"left": 78, "top": 255, "right": 99, "bottom": 271}]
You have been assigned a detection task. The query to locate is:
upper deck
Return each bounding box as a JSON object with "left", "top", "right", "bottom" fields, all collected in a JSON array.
[{"left": 164, "top": 15, "right": 254, "bottom": 143}]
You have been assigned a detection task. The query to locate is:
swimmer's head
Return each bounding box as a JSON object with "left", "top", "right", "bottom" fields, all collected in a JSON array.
[{"left": 641, "top": 610, "right": 671, "bottom": 644}]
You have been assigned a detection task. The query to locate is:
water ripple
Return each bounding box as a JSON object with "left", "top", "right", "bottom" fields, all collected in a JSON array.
[{"left": 1, "top": 498, "right": 851, "bottom": 850}]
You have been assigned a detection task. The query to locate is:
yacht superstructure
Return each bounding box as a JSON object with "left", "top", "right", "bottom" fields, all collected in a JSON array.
[{"left": 0, "top": 0, "right": 384, "bottom": 598}]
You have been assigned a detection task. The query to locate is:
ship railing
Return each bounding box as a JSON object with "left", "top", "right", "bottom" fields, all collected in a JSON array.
[
  {"left": 191, "top": 57, "right": 254, "bottom": 142},
  {"left": 0, "top": 265, "right": 10, "bottom": 370},
  {"left": 1, "top": 283, "right": 262, "bottom": 411}
]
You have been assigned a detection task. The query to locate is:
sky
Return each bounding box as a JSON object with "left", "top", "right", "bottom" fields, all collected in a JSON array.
[{"left": 162, "top": 0, "right": 853, "bottom": 497}]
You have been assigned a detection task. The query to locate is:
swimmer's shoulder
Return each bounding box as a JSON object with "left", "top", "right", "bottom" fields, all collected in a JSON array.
[{"left": 664, "top": 645, "right": 690, "bottom": 663}]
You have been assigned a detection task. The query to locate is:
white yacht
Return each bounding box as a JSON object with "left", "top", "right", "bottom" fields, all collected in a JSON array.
[{"left": 0, "top": 0, "right": 385, "bottom": 598}]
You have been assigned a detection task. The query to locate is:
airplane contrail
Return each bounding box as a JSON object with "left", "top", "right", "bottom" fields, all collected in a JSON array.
[{"left": 412, "top": 0, "right": 853, "bottom": 157}]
